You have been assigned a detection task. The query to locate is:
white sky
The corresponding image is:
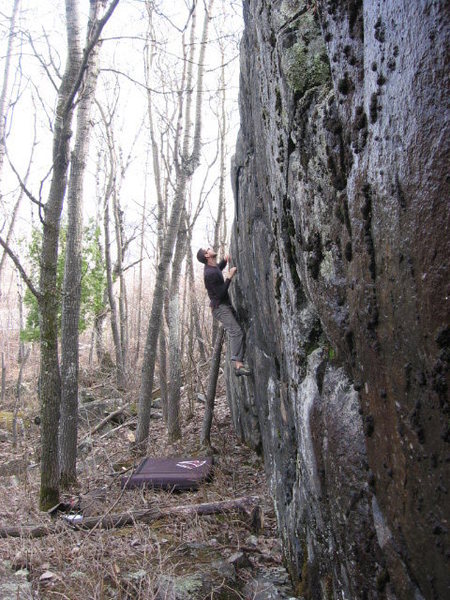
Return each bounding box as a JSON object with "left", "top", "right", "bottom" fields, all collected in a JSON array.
[{"left": 0, "top": 0, "right": 244, "bottom": 268}]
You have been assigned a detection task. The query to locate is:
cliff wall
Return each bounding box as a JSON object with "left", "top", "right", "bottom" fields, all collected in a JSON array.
[{"left": 228, "top": 1, "right": 449, "bottom": 598}]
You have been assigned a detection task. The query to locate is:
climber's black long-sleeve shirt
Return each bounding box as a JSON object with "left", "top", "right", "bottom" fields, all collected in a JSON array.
[{"left": 204, "top": 259, "right": 231, "bottom": 309}]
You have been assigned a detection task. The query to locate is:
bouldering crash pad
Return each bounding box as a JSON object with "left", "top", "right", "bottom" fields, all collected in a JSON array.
[{"left": 121, "top": 457, "right": 213, "bottom": 491}]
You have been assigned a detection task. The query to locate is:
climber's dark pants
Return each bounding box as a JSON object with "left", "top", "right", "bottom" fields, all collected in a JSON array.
[{"left": 212, "top": 304, "right": 244, "bottom": 363}]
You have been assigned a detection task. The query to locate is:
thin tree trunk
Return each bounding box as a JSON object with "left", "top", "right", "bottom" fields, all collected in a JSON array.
[
  {"left": 186, "top": 301, "right": 195, "bottom": 417},
  {"left": 167, "top": 211, "right": 188, "bottom": 441},
  {"left": 112, "top": 189, "right": 128, "bottom": 371},
  {"left": 187, "top": 245, "right": 207, "bottom": 362},
  {"left": 0, "top": 0, "right": 20, "bottom": 190},
  {"left": 180, "top": 257, "right": 189, "bottom": 360},
  {"left": 144, "top": 8, "right": 165, "bottom": 256},
  {"left": 93, "top": 167, "right": 107, "bottom": 367},
  {"left": 217, "top": 50, "right": 228, "bottom": 257},
  {"left": 211, "top": 53, "right": 228, "bottom": 347},
  {"left": 60, "top": 0, "right": 102, "bottom": 488},
  {"left": 1, "top": 352, "right": 5, "bottom": 405},
  {"left": 201, "top": 326, "right": 224, "bottom": 448},
  {"left": 145, "top": 5, "right": 171, "bottom": 422},
  {"left": 13, "top": 347, "right": 30, "bottom": 449},
  {"left": 159, "top": 321, "right": 168, "bottom": 422},
  {"left": 104, "top": 198, "right": 125, "bottom": 388},
  {"left": 135, "top": 188, "right": 146, "bottom": 361},
  {"left": 16, "top": 270, "right": 25, "bottom": 363},
  {"left": 135, "top": 175, "right": 189, "bottom": 448},
  {"left": 135, "top": 1, "right": 214, "bottom": 450},
  {"left": 94, "top": 304, "right": 107, "bottom": 365}
]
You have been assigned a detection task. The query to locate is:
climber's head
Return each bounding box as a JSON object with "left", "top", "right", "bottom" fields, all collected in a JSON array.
[
  {"left": 197, "top": 247, "right": 216, "bottom": 264},
  {"left": 196, "top": 248, "right": 207, "bottom": 264}
]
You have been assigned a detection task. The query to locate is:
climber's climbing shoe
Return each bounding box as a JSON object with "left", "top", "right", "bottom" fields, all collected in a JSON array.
[{"left": 235, "top": 365, "right": 253, "bottom": 377}]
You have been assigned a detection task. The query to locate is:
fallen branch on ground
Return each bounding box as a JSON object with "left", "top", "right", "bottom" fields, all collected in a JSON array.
[
  {"left": 81, "top": 403, "right": 132, "bottom": 440},
  {"left": 80, "top": 360, "right": 210, "bottom": 445},
  {"left": 0, "top": 496, "right": 261, "bottom": 539},
  {"left": 99, "top": 416, "right": 137, "bottom": 441}
]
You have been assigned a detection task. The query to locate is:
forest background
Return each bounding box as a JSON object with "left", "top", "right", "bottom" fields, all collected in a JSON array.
[{"left": 0, "top": 0, "right": 243, "bottom": 509}]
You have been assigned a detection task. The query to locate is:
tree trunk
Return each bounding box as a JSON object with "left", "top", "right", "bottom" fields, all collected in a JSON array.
[
  {"left": 13, "top": 347, "right": 30, "bottom": 449},
  {"left": 16, "top": 270, "right": 25, "bottom": 364},
  {"left": 201, "top": 326, "right": 224, "bottom": 448},
  {"left": 94, "top": 292, "right": 108, "bottom": 366},
  {"left": 0, "top": 0, "right": 20, "bottom": 191},
  {"left": 211, "top": 53, "right": 227, "bottom": 347},
  {"left": 1, "top": 352, "right": 5, "bottom": 405},
  {"left": 60, "top": 0, "right": 102, "bottom": 489},
  {"left": 104, "top": 198, "right": 126, "bottom": 388},
  {"left": 187, "top": 246, "right": 207, "bottom": 362},
  {"left": 135, "top": 1, "right": 214, "bottom": 450},
  {"left": 135, "top": 186, "right": 146, "bottom": 361},
  {"left": 38, "top": 0, "right": 120, "bottom": 509},
  {"left": 38, "top": 0, "right": 83, "bottom": 511},
  {"left": 180, "top": 258, "right": 189, "bottom": 360},
  {"left": 112, "top": 189, "right": 128, "bottom": 372},
  {"left": 159, "top": 321, "right": 168, "bottom": 422},
  {"left": 92, "top": 173, "right": 107, "bottom": 367},
  {"left": 216, "top": 48, "right": 227, "bottom": 257},
  {"left": 167, "top": 211, "right": 188, "bottom": 441}
]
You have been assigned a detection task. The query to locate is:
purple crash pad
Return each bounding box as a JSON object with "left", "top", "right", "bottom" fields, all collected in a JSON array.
[{"left": 121, "top": 457, "right": 213, "bottom": 491}]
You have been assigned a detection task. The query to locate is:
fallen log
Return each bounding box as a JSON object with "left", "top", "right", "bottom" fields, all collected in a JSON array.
[
  {"left": 0, "top": 496, "right": 260, "bottom": 539},
  {"left": 0, "top": 523, "right": 65, "bottom": 539}
]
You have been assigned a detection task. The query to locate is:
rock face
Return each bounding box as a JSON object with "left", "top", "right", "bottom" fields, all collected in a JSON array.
[{"left": 228, "top": 1, "right": 449, "bottom": 598}]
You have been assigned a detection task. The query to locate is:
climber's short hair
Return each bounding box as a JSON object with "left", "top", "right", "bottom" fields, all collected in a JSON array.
[{"left": 197, "top": 248, "right": 207, "bottom": 264}]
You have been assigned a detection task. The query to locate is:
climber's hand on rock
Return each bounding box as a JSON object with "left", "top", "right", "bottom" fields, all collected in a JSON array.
[{"left": 228, "top": 266, "right": 237, "bottom": 279}]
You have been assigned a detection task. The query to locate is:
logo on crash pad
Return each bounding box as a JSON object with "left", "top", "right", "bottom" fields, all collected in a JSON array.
[{"left": 176, "top": 460, "right": 207, "bottom": 470}]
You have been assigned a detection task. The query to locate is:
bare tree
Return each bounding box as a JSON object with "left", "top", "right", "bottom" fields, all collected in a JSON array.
[
  {"left": 135, "top": 0, "right": 214, "bottom": 450},
  {"left": 96, "top": 100, "right": 126, "bottom": 388},
  {"left": 0, "top": 0, "right": 20, "bottom": 193},
  {"left": 144, "top": 6, "right": 168, "bottom": 413},
  {"left": 213, "top": 46, "right": 228, "bottom": 258},
  {"left": 37, "top": 0, "right": 84, "bottom": 510},
  {"left": 59, "top": 0, "right": 104, "bottom": 489},
  {"left": 104, "top": 184, "right": 126, "bottom": 388},
  {"left": 0, "top": 0, "right": 121, "bottom": 510},
  {"left": 211, "top": 51, "right": 228, "bottom": 346},
  {"left": 90, "top": 153, "right": 108, "bottom": 367},
  {"left": 97, "top": 93, "right": 143, "bottom": 387}
]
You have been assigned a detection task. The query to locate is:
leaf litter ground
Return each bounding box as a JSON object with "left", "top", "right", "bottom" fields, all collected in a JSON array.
[{"left": 0, "top": 368, "right": 296, "bottom": 599}]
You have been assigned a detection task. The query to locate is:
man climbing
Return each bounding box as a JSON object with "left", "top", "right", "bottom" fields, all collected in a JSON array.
[{"left": 197, "top": 247, "right": 252, "bottom": 377}]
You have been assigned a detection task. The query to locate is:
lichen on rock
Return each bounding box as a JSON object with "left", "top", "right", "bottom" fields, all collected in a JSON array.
[{"left": 280, "top": 11, "right": 331, "bottom": 97}]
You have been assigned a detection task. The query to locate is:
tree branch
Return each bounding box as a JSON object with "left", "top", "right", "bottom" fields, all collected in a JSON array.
[
  {"left": 63, "top": 0, "right": 121, "bottom": 117},
  {"left": 0, "top": 236, "right": 40, "bottom": 300},
  {"left": 4, "top": 144, "right": 43, "bottom": 209}
]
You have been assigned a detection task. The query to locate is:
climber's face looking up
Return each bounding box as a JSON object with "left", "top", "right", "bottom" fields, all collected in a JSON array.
[{"left": 204, "top": 247, "right": 217, "bottom": 260}]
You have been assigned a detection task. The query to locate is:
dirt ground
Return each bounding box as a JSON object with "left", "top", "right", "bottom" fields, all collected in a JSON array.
[{"left": 0, "top": 366, "right": 296, "bottom": 599}]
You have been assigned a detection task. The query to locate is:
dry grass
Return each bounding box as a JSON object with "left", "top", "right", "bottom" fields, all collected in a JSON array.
[{"left": 0, "top": 362, "right": 289, "bottom": 599}]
